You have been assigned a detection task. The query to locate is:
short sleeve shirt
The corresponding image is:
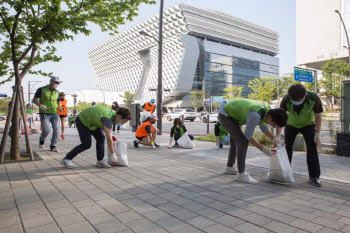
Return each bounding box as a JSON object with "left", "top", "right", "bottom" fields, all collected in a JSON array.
[{"left": 101, "top": 117, "right": 113, "bottom": 130}]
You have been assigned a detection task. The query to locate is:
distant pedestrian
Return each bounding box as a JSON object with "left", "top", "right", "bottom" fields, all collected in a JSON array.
[
  {"left": 167, "top": 118, "right": 194, "bottom": 149},
  {"left": 61, "top": 106, "right": 131, "bottom": 169},
  {"left": 33, "top": 76, "right": 62, "bottom": 152},
  {"left": 57, "top": 92, "right": 68, "bottom": 140},
  {"left": 214, "top": 121, "right": 228, "bottom": 149},
  {"left": 277, "top": 84, "right": 323, "bottom": 187},
  {"left": 92, "top": 102, "right": 96, "bottom": 106},
  {"left": 111, "top": 101, "right": 120, "bottom": 133},
  {"left": 26, "top": 103, "right": 32, "bottom": 129},
  {"left": 142, "top": 99, "right": 156, "bottom": 115},
  {"left": 218, "top": 99, "right": 287, "bottom": 184}
]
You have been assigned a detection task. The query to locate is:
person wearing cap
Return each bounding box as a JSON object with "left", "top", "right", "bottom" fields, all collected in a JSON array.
[
  {"left": 61, "top": 106, "right": 131, "bottom": 169},
  {"left": 33, "top": 76, "right": 62, "bottom": 152},
  {"left": 57, "top": 92, "right": 68, "bottom": 140},
  {"left": 142, "top": 99, "right": 156, "bottom": 114},
  {"left": 134, "top": 115, "right": 160, "bottom": 148}
]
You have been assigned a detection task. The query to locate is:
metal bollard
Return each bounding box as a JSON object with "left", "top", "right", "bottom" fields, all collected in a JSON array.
[
  {"left": 206, "top": 114, "right": 210, "bottom": 134},
  {"left": 181, "top": 114, "right": 184, "bottom": 123}
]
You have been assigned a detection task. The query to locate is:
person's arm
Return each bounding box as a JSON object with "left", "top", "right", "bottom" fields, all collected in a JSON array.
[
  {"left": 145, "top": 125, "right": 153, "bottom": 142},
  {"left": 58, "top": 100, "right": 62, "bottom": 111},
  {"left": 168, "top": 137, "right": 173, "bottom": 149},
  {"left": 314, "top": 113, "right": 322, "bottom": 146},
  {"left": 215, "top": 136, "right": 220, "bottom": 147},
  {"left": 103, "top": 127, "right": 114, "bottom": 154},
  {"left": 142, "top": 103, "right": 146, "bottom": 109},
  {"left": 261, "top": 126, "right": 275, "bottom": 140}
]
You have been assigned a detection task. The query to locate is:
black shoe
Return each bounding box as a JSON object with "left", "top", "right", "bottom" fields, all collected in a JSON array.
[
  {"left": 309, "top": 177, "right": 321, "bottom": 187},
  {"left": 133, "top": 140, "right": 139, "bottom": 148},
  {"left": 39, "top": 140, "right": 45, "bottom": 148},
  {"left": 219, "top": 144, "right": 223, "bottom": 149},
  {"left": 50, "top": 146, "right": 58, "bottom": 152},
  {"left": 173, "top": 142, "right": 179, "bottom": 147},
  {"left": 154, "top": 142, "right": 160, "bottom": 148}
]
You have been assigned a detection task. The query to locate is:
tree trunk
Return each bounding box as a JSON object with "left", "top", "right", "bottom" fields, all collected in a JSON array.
[{"left": 10, "top": 72, "right": 22, "bottom": 160}]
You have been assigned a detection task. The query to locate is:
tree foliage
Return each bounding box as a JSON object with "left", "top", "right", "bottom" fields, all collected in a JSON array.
[
  {"left": 120, "top": 91, "right": 135, "bottom": 108},
  {"left": 0, "top": 97, "right": 11, "bottom": 114},
  {"left": 320, "top": 58, "right": 349, "bottom": 109},
  {"left": 223, "top": 86, "right": 243, "bottom": 100},
  {"left": 190, "top": 90, "right": 203, "bottom": 112},
  {"left": 247, "top": 77, "right": 276, "bottom": 103},
  {"left": 0, "top": 0, "right": 155, "bottom": 159}
]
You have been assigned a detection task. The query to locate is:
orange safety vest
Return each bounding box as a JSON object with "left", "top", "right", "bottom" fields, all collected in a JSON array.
[
  {"left": 135, "top": 121, "right": 154, "bottom": 137},
  {"left": 143, "top": 102, "right": 155, "bottom": 112},
  {"left": 57, "top": 99, "right": 68, "bottom": 116}
]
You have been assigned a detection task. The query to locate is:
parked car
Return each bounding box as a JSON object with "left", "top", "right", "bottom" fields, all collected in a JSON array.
[
  {"left": 201, "top": 109, "right": 219, "bottom": 123},
  {"left": 0, "top": 114, "right": 5, "bottom": 121},
  {"left": 166, "top": 109, "right": 197, "bottom": 121}
]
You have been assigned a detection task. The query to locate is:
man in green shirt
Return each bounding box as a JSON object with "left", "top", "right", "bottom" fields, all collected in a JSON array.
[
  {"left": 218, "top": 99, "right": 288, "bottom": 184},
  {"left": 33, "top": 76, "right": 62, "bottom": 152},
  {"left": 277, "top": 84, "right": 323, "bottom": 187},
  {"left": 61, "top": 106, "right": 131, "bottom": 169}
]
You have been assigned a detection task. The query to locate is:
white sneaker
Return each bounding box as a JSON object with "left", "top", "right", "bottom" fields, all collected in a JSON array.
[
  {"left": 225, "top": 166, "right": 238, "bottom": 175},
  {"left": 96, "top": 159, "right": 111, "bottom": 168},
  {"left": 60, "top": 158, "right": 75, "bottom": 169},
  {"left": 236, "top": 172, "right": 257, "bottom": 184}
]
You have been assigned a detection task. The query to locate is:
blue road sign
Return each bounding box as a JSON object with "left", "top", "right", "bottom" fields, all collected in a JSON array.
[
  {"left": 213, "top": 96, "right": 224, "bottom": 102},
  {"left": 0, "top": 94, "right": 8, "bottom": 97},
  {"left": 294, "top": 68, "right": 313, "bottom": 83}
]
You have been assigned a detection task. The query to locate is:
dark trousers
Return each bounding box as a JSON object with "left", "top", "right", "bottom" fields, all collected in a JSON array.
[
  {"left": 218, "top": 114, "right": 248, "bottom": 173},
  {"left": 112, "top": 123, "right": 120, "bottom": 132},
  {"left": 284, "top": 124, "right": 320, "bottom": 178},
  {"left": 66, "top": 116, "right": 105, "bottom": 161},
  {"left": 174, "top": 133, "right": 194, "bottom": 141}
]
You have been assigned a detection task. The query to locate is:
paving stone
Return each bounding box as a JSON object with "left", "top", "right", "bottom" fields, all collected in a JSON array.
[
  {"left": 0, "top": 215, "right": 21, "bottom": 229},
  {"left": 204, "top": 224, "right": 238, "bottom": 233},
  {"left": 124, "top": 218, "right": 158, "bottom": 232},
  {"left": 318, "top": 227, "right": 344, "bottom": 233},
  {"left": 0, "top": 208, "right": 18, "bottom": 219},
  {"left": 186, "top": 216, "right": 217, "bottom": 230},
  {"left": 114, "top": 210, "right": 143, "bottom": 223},
  {"left": 49, "top": 205, "right": 78, "bottom": 217},
  {"left": 25, "top": 223, "right": 60, "bottom": 233},
  {"left": 156, "top": 217, "right": 188, "bottom": 231},
  {"left": 197, "top": 208, "right": 225, "bottom": 219},
  {"left": 54, "top": 212, "right": 86, "bottom": 227},
  {"left": 263, "top": 221, "right": 297, "bottom": 233},
  {"left": 22, "top": 214, "right": 54, "bottom": 229},
  {"left": 20, "top": 207, "right": 49, "bottom": 220},
  {"left": 171, "top": 208, "right": 198, "bottom": 220},
  {"left": 0, "top": 224, "right": 23, "bottom": 233},
  {"left": 61, "top": 221, "right": 95, "bottom": 233},
  {"left": 289, "top": 219, "right": 324, "bottom": 233},
  {"left": 46, "top": 199, "right": 72, "bottom": 210},
  {"left": 85, "top": 211, "right": 116, "bottom": 225},
  {"left": 142, "top": 210, "right": 172, "bottom": 222},
  {"left": 94, "top": 219, "right": 128, "bottom": 233},
  {"left": 17, "top": 200, "right": 45, "bottom": 211},
  {"left": 234, "top": 222, "right": 268, "bottom": 233},
  {"left": 215, "top": 215, "right": 245, "bottom": 228},
  {"left": 240, "top": 213, "right": 272, "bottom": 226},
  {"left": 311, "top": 216, "right": 346, "bottom": 230}
]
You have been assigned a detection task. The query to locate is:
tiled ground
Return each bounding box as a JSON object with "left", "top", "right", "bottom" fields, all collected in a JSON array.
[{"left": 1, "top": 129, "right": 350, "bottom": 233}]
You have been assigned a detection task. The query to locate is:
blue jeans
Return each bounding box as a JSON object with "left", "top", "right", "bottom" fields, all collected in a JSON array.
[
  {"left": 28, "top": 117, "right": 32, "bottom": 129},
  {"left": 40, "top": 113, "right": 59, "bottom": 147}
]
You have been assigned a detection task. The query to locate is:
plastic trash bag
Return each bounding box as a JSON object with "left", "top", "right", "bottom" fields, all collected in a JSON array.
[
  {"left": 140, "top": 111, "right": 151, "bottom": 123},
  {"left": 266, "top": 146, "right": 294, "bottom": 183},
  {"left": 221, "top": 134, "right": 230, "bottom": 145},
  {"left": 108, "top": 139, "right": 128, "bottom": 166},
  {"left": 177, "top": 133, "right": 195, "bottom": 149}
]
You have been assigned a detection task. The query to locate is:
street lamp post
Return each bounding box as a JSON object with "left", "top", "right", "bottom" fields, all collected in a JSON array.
[
  {"left": 139, "top": 0, "right": 164, "bottom": 135},
  {"left": 270, "top": 67, "right": 280, "bottom": 104},
  {"left": 335, "top": 10, "right": 350, "bottom": 76},
  {"left": 28, "top": 81, "right": 42, "bottom": 103}
]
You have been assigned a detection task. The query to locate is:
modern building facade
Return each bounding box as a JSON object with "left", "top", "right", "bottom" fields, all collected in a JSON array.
[
  {"left": 296, "top": 0, "right": 350, "bottom": 69},
  {"left": 87, "top": 4, "right": 279, "bottom": 108}
]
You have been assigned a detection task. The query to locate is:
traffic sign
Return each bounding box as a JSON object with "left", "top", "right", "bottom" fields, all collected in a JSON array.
[
  {"left": 212, "top": 96, "right": 224, "bottom": 102},
  {"left": 0, "top": 94, "right": 7, "bottom": 97},
  {"left": 294, "top": 68, "right": 313, "bottom": 83}
]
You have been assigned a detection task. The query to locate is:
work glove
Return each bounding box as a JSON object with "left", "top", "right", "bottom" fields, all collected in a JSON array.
[
  {"left": 112, "top": 136, "right": 118, "bottom": 142},
  {"left": 273, "top": 134, "right": 282, "bottom": 147},
  {"left": 167, "top": 144, "right": 172, "bottom": 149},
  {"left": 108, "top": 153, "right": 118, "bottom": 164},
  {"left": 314, "top": 132, "right": 322, "bottom": 147},
  {"left": 151, "top": 141, "right": 156, "bottom": 149},
  {"left": 262, "top": 147, "right": 276, "bottom": 157},
  {"left": 40, "top": 105, "right": 48, "bottom": 111}
]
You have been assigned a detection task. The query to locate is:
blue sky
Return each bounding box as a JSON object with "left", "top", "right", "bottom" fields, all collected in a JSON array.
[{"left": 0, "top": 0, "right": 296, "bottom": 100}]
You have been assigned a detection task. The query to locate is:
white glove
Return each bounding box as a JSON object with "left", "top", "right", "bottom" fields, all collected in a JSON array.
[
  {"left": 262, "top": 147, "right": 276, "bottom": 157},
  {"left": 273, "top": 134, "right": 282, "bottom": 147},
  {"left": 314, "top": 132, "right": 322, "bottom": 147},
  {"left": 40, "top": 105, "right": 48, "bottom": 111},
  {"left": 108, "top": 153, "right": 118, "bottom": 164}
]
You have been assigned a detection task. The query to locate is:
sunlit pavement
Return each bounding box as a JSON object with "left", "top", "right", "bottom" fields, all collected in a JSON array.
[{"left": 0, "top": 126, "right": 350, "bottom": 233}]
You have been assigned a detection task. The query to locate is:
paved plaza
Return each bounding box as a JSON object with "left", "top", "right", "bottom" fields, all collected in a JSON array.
[{"left": 1, "top": 127, "right": 350, "bottom": 233}]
